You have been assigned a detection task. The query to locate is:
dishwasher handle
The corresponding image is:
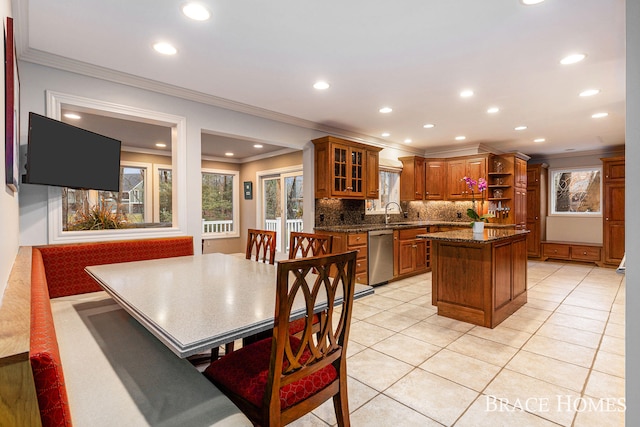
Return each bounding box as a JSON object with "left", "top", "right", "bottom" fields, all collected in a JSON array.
[{"left": 368, "top": 229, "right": 394, "bottom": 237}]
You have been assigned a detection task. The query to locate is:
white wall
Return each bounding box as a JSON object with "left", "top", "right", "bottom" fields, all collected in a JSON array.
[
  {"left": 17, "top": 63, "right": 323, "bottom": 247},
  {"left": 0, "top": 2, "right": 19, "bottom": 302}
]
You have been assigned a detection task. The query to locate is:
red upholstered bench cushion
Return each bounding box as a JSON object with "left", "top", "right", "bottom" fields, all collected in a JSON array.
[
  {"left": 30, "top": 249, "right": 73, "bottom": 427},
  {"left": 37, "top": 236, "right": 194, "bottom": 298},
  {"left": 204, "top": 336, "right": 337, "bottom": 410}
]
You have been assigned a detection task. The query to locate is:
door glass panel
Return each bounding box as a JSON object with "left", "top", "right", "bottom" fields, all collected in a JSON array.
[
  {"left": 263, "top": 177, "right": 282, "bottom": 250},
  {"left": 284, "top": 173, "right": 303, "bottom": 252}
]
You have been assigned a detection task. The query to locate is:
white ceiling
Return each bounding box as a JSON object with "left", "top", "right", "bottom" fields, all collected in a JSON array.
[{"left": 16, "top": 0, "right": 626, "bottom": 160}]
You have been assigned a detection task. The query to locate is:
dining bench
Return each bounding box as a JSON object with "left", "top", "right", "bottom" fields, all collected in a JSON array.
[{"left": 29, "top": 236, "right": 250, "bottom": 426}]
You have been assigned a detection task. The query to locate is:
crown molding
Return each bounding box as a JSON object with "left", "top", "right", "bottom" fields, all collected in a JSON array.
[{"left": 17, "top": 46, "right": 413, "bottom": 153}]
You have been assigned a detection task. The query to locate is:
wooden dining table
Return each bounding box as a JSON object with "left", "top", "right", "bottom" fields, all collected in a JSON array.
[{"left": 85, "top": 252, "right": 374, "bottom": 358}]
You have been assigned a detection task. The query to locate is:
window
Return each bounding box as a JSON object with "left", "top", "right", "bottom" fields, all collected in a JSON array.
[
  {"left": 366, "top": 169, "right": 401, "bottom": 214},
  {"left": 550, "top": 167, "right": 602, "bottom": 215},
  {"left": 47, "top": 91, "right": 187, "bottom": 244},
  {"left": 154, "top": 166, "right": 172, "bottom": 224},
  {"left": 202, "top": 169, "right": 240, "bottom": 237},
  {"left": 62, "top": 163, "right": 153, "bottom": 231}
]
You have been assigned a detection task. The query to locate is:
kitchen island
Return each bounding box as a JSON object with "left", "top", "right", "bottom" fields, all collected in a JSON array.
[{"left": 419, "top": 229, "right": 528, "bottom": 328}]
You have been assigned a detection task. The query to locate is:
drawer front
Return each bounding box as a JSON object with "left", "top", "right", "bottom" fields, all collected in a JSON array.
[
  {"left": 348, "top": 245, "right": 367, "bottom": 260},
  {"left": 355, "top": 272, "right": 368, "bottom": 285},
  {"left": 347, "top": 233, "right": 367, "bottom": 246},
  {"left": 398, "top": 227, "right": 427, "bottom": 240},
  {"left": 543, "top": 243, "right": 570, "bottom": 258},
  {"left": 571, "top": 245, "right": 601, "bottom": 261},
  {"left": 355, "top": 257, "right": 368, "bottom": 274}
]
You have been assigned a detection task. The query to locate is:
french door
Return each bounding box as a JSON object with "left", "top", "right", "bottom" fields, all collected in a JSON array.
[{"left": 261, "top": 171, "right": 303, "bottom": 254}]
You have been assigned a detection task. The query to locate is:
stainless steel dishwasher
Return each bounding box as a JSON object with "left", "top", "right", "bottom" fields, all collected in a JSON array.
[{"left": 368, "top": 229, "right": 394, "bottom": 285}]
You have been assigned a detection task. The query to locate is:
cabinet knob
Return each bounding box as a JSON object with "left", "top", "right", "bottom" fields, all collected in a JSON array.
[
  {"left": 606, "top": 217, "right": 609, "bottom": 221},
  {"left": 583, "top": 251, "right": 588, "bottom": 255}
]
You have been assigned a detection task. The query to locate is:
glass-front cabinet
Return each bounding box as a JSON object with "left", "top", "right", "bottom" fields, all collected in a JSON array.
[{"left": 313, "top": 136, "right": 381, "bottom": 199}]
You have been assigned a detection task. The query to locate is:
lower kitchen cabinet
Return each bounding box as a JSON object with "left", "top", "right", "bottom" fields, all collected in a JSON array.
[
  {"left": 394, "top": 227, "right": 429, "bottom": 278},
  {"left": 320, "top": 231, "right": 368, "bottom": 284}
]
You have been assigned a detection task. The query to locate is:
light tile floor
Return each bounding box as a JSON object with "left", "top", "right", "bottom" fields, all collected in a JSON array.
[{"left": 290, "top": 260, "right": 626, "bottom": 427}]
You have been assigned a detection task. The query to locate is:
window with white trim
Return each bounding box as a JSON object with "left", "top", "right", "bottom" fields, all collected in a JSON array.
[
  {"left": 550, "top": 167, "right": 602, "bottom": 215},
  {"left": 62, "top": 162, "right": 154, "bottom": 231},
  {"left": 366, "top": 168, "right": 401, "bottom": 214},
  {"left": 202, "top": 168, "right": 240, "bottom": 237}
]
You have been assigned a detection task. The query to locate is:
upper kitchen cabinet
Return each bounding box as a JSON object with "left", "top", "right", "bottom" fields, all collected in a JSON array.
[
  {"left": 399, "top": 156, "right": 425, "bottom": 201},
  {"left": 446, "top": 155, "right": 488, "bottom": 200},
  {"left": 424, "top": 159, "right": 445, "bottom": 200},
  {"left": 313, "top": 136, "right": 381, "bottom": 199}
]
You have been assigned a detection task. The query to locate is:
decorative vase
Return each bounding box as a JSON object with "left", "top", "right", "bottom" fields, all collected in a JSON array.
[{"left": 472, "top": 221, "right": 484, "bottom": 234}]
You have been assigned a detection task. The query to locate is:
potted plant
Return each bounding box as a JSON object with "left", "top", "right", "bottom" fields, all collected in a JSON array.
[{"left": 462, "top": 176, "right": 494, "bottom": 233}]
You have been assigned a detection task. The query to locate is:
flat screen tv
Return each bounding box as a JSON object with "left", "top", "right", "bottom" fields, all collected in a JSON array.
[{"left": 25, "top": 112, "right": 122, "bottom": 192}]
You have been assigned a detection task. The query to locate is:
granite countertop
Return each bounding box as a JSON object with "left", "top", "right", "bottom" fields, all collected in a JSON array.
[
  {"left": 417, "top": 228, "right": 529, "bottom": 244},
  {"left": 314, "top": 221, "right": 515, "bottom": 233}
]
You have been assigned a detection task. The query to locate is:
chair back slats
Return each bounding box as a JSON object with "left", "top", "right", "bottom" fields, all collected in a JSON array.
[
  {"left": 246, "top": 229, "right": 276, "bottom": 264},
  {"left": 288, "top": 232, "right": 333, "bottom": 259},
  {"left": 267, "top": 251, "right": 357, "bottom": 409}
]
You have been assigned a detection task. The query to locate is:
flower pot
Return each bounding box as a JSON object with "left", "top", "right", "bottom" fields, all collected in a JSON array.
[{"left": 472, "top": 222, "right": 485, "bottom": 234}]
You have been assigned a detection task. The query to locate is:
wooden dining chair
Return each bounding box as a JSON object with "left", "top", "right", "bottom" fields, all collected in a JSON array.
[
  {"left": 288, "top": 231, "right": 333, "bottom": 259},
  {"left": 246, "top": 229, "right": 277, "bottom": 264},
  {"left": 287, "top": 232, "right": 334, "bottom": 337},
  {"left": 204, "top": 250, "right": 358, "bottom": 427}
]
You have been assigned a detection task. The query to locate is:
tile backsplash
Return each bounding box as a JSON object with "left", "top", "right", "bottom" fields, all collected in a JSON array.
[{"left": 314, "top": 199, "right": 476, "bottom": 227}]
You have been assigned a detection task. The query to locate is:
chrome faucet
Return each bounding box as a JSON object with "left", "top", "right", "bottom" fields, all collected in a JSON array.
[{"left": 384, "top": 202, "right": 404, "bottom": 224}]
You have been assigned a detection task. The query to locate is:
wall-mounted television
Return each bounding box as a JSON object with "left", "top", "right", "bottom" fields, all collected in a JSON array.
[{"left": 24, "top": 112, "right": 122, "bottom": 192}]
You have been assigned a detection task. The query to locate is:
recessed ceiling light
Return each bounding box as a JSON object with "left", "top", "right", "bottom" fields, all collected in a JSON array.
[
  {"left": 515, "top": 126, "right": 528, "bottom": 131},
  {"left": 404, "top": 139, "right": 412, "bottom": 144},
  {"left": 381, "top": 132, "right": 390, "bottom": 137},
  {"left": 455, "top": 136, "right": 466, "bottom": 141},
  {"left": 579, "top": 89, "right": 600, "bottom": 97},
  {"left": 423, "top": 123, "right": 435, "bottom": 129},
  {"left": 155, "top": 143, "right": 167, "bottom": 148},
  {"left": 592, "top": 112, "right": 609, "bottom": 119},
  {"left": 225, "top": 152, "right": 234, "bottom": 156},
  {"left": 534, "top": 138, "right": 546, "bottom": 143},
  {"left": 460, "top": 89, "right": 474, "bottom": 98},
  {"left": 560, "top": 53, "right": 586, "bottom": 65},
  {"left": 153, "top": 42, "right": 177, "bottom": 55},
  {"left": 182, "top": 3, "right": 211, "bottom": 21},
  {"left": 487, "top": 107, "right": 500, "bottom": 114},
  {"left": 253, "top": 144, "right": 263, "bottom": 148},
  {"left": 521, "top": 0, "right": 545, "bottom": 5},
  {"left": 313, "top": 81, "right": 330, "bottom": 90},
  {"left": 63, "top": 113, "right": 81, "bottom": 120},
  {"left": 379, "top": 107, "right": 393, "bottom": 114}
]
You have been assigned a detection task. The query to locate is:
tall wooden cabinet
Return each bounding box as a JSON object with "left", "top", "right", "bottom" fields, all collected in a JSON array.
[
  {"left": 526, "top": 163, "right": 548, "bottom": 258},
  {"left": 313, "top": 136, "right": 381, "bottom": 199},
  {"left": 602, "top": 157, "right": 625, "bottom": 266}
]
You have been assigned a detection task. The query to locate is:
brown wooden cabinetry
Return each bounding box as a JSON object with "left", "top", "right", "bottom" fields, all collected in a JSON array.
[
  {"left": 320, "top": 230, "right": 368, "bottom": 284},
  {"left": 394, "top": 227, "right": 428, "bottom": 277},
  {"left": 430, "top": 232, "right": 528, "bottom": 328},
  {"left": 526, "top": 163, "right": 548, "bottom": 258},
  {"left": 602, "top": 157, "right": 625, "bottom": 266},
  {"left": 312, "top": 136, "right": 381, "bottom": 199},
  {"left": 541, "top": 241, "right": 602, "bottom": 265},
  {"left": 446, "top": 155, "right": 488, "bottom": 200},
  {"left": 399, "top": 156, "right": 425, "bottom": 201},
  {"left": 424, "top": 159, "right": 445, "bottom": 200}
]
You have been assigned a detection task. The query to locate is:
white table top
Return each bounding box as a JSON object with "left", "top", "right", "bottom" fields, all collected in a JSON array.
[{"left": 86, "top": 253, "right": 374, "bottom": 358}]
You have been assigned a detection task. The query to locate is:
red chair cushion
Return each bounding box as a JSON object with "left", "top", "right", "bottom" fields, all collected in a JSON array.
[
  {"left": 204, "top": 336, "right": 337, "bottom": 410},
  {"left": 30, "top": 249, "right": 73, "bottom": 427},
  {"left": 38, "top": 237, "right": 193, "bottom": 298},
  {"left": 288, "top": 313, "right": 320, "bottom": 335}
]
